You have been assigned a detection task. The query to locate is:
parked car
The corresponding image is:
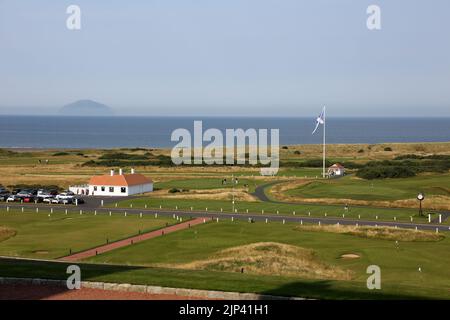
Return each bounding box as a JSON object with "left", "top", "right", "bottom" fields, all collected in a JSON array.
[
  {"left": 23, "top": 196, "right": 35, "bottom": 203},
  {"left": 59, "top": 198, "right": 73, "bottom": 205},
  {"left": 56, "top": 192, "right": 74, "bottom": 201},
  {"left": 6, "top": 195, "right": 20, "bottom": 202},
  {"left": 72, "top": 197, "right": 85, "bottom": 205},
  {"left": 51, "top": 198, "right": 60, "bottom": 204},
  {"left": 16, "top": 190, "right": 34, "bottom": 198},
  {"left": 42, "top": 197, "right": 54, "bottom": 204},
  {"left": 0, "top": 193, "right": 10, "bottom": 201},
  {"left": 38, "top": 189, "right": 58, "bottom": 197},
  {"left": 37, "top": 193, "right": 53, "bottom": 201}
]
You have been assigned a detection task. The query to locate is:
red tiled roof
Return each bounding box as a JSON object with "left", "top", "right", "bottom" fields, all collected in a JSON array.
[
  {"left": 89, "top": 174, "right": 152, "bottom": 186},
  {"left": 329, "top": 163, "right": 345, "bottom": 169}
]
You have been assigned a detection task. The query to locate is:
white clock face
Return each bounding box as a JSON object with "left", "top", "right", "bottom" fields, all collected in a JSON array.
[{"left": 418, "top": 194, "right": 424, "bottom": 200}]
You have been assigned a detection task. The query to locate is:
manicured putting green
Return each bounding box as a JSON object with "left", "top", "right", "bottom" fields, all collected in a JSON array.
[
  {"left": 287, "top": 174, "right": 450, "bottom": 201},
  {"left": 0, "top": 209, "right": 174, "bottom": 259}
]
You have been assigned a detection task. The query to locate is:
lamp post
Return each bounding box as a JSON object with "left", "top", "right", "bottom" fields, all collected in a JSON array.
[
  {"left": 232, "top": 174, "right": 235, "bottom": 213},
  {"left": 417, "top": 192, "right": 425, "bottom": 216}
]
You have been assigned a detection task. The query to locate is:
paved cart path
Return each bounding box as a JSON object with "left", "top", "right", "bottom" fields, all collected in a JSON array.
[
  {"left": 1, "top": 203, "right": 449, "bottom": 233},
  {"left": 59, "top": 217, "right": 210, "bottom": 261}
]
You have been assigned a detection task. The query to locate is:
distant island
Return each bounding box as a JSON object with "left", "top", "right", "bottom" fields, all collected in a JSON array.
[{"left": 60, "top": 100, "right": 114, "bottom": 116}]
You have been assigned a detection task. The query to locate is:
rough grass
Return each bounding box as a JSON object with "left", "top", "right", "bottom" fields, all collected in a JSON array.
[
  {"left": 159, "top": 242, "right": 352, "bottom": 280},
  {"left": 0, "top": 226, "right": 16, "bottom": 242},
  {"left": 148, "top": 188, "right": 258, "bottom": 202},
  {"left": 295, "top": 225, "right": 444, "bottom": 242}
]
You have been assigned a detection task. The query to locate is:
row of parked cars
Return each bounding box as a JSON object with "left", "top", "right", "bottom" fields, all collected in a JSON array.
[{"left": 0, "top": 187, "right": 85, "bottom": 205}]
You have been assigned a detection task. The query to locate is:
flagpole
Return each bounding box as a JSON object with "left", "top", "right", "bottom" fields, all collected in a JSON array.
[{"left": 323, "top": 106, "right": 326, "bottom": 178}]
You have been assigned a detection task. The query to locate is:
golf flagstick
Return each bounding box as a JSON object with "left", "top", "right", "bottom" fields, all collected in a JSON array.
[{"left": 323, "top": 106, "right": 326, "bottom": 178}]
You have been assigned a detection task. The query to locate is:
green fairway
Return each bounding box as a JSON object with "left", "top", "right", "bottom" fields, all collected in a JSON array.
[
  {"left": 277, "top": 167, "right": 324, "bottom": 177},
  {"left": 87, "top": 220, "right": 450, "bottom": 299},
  {"left": 286, "top": 174, "right": 450, "bottom": 201},
  {"left": 113, "top": 197, "right": 430, "bottom": 223},
  {"left": 0, "top": 209, "right": 174, "bottom": 259},
  {"left": 155, "top": 177, "right": 259, "bottom": 191}
]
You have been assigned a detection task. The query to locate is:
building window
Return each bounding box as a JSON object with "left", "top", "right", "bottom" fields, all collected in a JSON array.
[
  {"left": 109, "top": 187, "right": 114, "bottom": 193},
  {"left": 121, "top": 187, "right": 126, "bottom": 193},
  {"left": 101, "top": 186, "right": 105, "bottom": 192},
  {"left": 93, "top": 186, "right": 97, "bottom": 191}
]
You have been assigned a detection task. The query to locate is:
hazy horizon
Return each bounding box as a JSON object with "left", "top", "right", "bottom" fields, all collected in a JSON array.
[{"left": 1, "top": 0, "right": 449, "bottom": 117}]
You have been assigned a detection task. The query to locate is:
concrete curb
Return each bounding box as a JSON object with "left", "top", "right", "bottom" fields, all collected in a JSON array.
[{"left": 0, "top": 276, "right": 305, "bottom": 300}]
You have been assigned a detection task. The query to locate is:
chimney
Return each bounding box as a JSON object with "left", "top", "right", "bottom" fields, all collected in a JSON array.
[
  {"left": 131, "top": 168, "right": 135, "bottom": 174},
  {"left": 110, "top": 169, "right": 114, "bottom": 176},
  {"left": 119, "top": 168, "right": 123, "bottom": 175}
]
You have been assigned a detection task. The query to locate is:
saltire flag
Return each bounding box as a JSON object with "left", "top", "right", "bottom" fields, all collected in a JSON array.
[{"left": 312, "top": 107, "right": 325, "bottom": 135}]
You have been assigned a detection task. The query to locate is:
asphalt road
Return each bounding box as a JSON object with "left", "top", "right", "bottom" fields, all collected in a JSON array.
[
  {"left": 251, "top": 181, "right": 450, "bottom": 222},
  {"left": 1, "top": 201, "right": 449, "bottom": 233}
]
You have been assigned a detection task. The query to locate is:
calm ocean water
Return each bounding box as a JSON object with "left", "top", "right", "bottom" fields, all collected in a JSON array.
[{"left": 0, "top": 116, "right": 449, "bottom": 149}]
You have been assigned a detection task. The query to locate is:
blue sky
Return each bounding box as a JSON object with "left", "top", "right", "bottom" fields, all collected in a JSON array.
[{"left": 0, "top": 0, "right": 449, "bottom": 116}]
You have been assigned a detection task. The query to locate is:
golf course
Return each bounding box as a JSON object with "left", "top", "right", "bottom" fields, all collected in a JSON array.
[{"left": 1, "top": 142, "right": 449, "bottom": 299}]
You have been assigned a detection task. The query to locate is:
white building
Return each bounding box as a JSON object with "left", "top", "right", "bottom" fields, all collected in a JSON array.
[
  {"left": 87, "top": 169, "right": 153, "bottom": 196},
  {"left": 327, "top": 163, "right": 345, "bottom": 177}
]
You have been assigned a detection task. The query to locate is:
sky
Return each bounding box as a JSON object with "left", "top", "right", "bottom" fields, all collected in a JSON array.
[{"left": 0, "top": 0, "right": 449, "bottom": 117}]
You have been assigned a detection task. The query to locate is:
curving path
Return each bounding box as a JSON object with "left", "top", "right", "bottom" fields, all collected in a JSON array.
[{"left": 251, "top": 181, "right": 450, "bottom": 222}]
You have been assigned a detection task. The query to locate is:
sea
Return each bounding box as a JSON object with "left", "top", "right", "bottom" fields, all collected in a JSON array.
[{"left": 0, "top": 116, "right": 449, "bottom": 149}]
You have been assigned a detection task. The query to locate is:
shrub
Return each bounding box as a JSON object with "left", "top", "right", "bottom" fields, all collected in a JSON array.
[
  {"left": 52, "top": 152, "right": 69, "bottom": 156},
  {"left": 99, "top": 153, "right": 150, "bottom": 160},
  {"left": 384, "top": 147, "right": 393, "bottom": 152},
  {"left": 356, "top": 166, "right": 416, "bottom": 180}
]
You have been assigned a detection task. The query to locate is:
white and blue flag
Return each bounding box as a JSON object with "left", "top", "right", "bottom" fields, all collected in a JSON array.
[{"left": 312, "top": 107, "right": 325, "bottom": 135}]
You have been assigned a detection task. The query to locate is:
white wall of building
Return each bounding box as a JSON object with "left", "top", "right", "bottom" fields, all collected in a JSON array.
[
  {"left": 69, "top": 185, "right": 89, "bottom": 195},
  {"left": 88, "top": 183, "right": 153, "bottom": 197}
]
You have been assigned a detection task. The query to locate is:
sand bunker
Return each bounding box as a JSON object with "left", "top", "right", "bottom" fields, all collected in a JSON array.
[
  {"left": 159, "top": 242, "right": 352, "bottom": 280},
  {"left": 0, "top": 226, "right": 16, "bottom": 242},
  {"left": 340, "top": 253, "right": 360, "bottom": 259},
  {"left": 32, "top": 250, "right": 49, "bottom": 254}
]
